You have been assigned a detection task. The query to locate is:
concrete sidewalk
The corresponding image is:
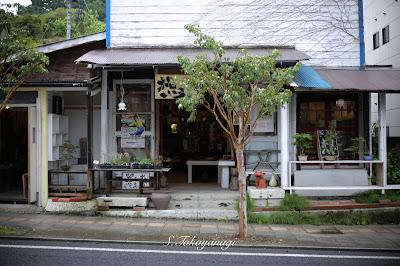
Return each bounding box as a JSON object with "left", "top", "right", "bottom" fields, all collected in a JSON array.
[{"left": 1, "top": 209, "right": 400, "bottom": 251}]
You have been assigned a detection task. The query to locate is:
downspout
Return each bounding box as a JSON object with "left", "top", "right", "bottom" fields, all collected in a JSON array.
[
  {"left": 359, "top": 0, "right": 365, "bottom": 70},
  {"left": 87, "top": 68, "right": 102, "bottom": 193}
]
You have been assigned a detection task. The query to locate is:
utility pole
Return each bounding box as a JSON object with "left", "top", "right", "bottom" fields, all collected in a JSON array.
[{"left": 66, "top": 0, "right": 71, "bottom": 39}]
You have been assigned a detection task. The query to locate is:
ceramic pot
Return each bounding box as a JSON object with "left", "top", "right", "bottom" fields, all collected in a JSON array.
[
  {"left": 324, "top": 155, "right": 337, "bottom": 161},
  {"left": 298, "top": 155, "right": 308, "bottom": 161},
  {"left": 269, "top": 173, "right": 278, "bottom": 187},
  {"left": 364, "top": 155, "right": 373, "bottom": 160},
  {"left": 151, "top": 190, "right": 171, "bottom": 210}
]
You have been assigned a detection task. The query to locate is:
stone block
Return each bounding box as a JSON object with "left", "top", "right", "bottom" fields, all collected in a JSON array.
[
  {"left": 267, "top": 187, "right": 285, "bottom": 199},
  {"left": 97, "top": 197, "right": 148, "bottom": 207},
  {"left": 98, "top": 206, "right": 109, "bottom": 211},
  {"left": 248, "top": 186, "right": 268, "bottom": 199},
  {"left": 267, "top": 199, "right": 282, "bottom": 207}
]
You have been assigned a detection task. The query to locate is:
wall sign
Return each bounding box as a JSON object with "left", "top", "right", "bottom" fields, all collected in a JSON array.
[
  {"left": 121, "top": 114, "right": 145, "bottom": 148},
  {"left": 155, "top": 74, "right": 189, "bottom": 99}
]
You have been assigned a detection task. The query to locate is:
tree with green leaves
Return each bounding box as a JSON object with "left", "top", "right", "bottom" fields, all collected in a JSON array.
[
  {"left": 176, "top": 24, "right": 301, "bottom": 237},
  {"left": 0, "top": 8, "right": 49, "bottom": 112}
]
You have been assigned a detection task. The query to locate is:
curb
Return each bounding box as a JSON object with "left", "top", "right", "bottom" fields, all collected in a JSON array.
[{"left": 2, "top": 235, "right": 400, "bottom": 252}]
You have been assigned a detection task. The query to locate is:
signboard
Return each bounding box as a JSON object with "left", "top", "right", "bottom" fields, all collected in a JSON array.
[
  {"left": 122, "top": 172, "right": 150, "bottom": 180},
  {"left": 254, "top": 114, "right": 274, "bottom": 133},
  {"left": 317, "top": 130, "right": 339, "bottom": 158},
  {"left": 155, "top": 74, "right": 189, "bottom": 99},
  {"left": 122, "top": 172, "right": 150, "bottom": 190}
]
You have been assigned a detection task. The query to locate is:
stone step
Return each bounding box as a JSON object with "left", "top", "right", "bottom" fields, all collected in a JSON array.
[
  {"left": 170, "top": 191, "right": 239, "bottom": 201},
  {"left": 162, "top": 199, "right": 237, "bottom": 210},
  {"left": 101, "top": 209, "right": 239, "bottom": 221}
]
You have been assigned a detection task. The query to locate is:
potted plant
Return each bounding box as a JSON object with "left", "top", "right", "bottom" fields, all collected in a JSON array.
[
  {"left": 60, "top": 140, "right": 78, "bottom": 171},
  {"left": 131, "top": 157, "right": 140, "bottom": 169},
  {"left": 323, "top": 120, "right": 340, "bottom": 161},
  {"left": 140, "top": 158, "right": 151, "bottom": 169},
  {"left": 292, "top": 133, "right": 313, "bottom": 161},
  {"left": 154, "top": 155, "right": 163, "bottom": 169},
  {"left": 345, "top": 137, "right": 373, "bottom": 160}
]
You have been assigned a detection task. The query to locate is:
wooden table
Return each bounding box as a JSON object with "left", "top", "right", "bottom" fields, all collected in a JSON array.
[
  {"left": 92, "top": 168, "right": 170, "bottom": 196},
  {"left": 186, "top": 160, "right": 235, "bottom": 188}
]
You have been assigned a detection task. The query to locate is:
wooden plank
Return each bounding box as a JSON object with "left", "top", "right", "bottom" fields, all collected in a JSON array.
[
  {"left": 49, "top": 193, "right": 87, "bottom": 197},
  {"left": 48, "top": 185, "right": 87, "bottom": 189}
]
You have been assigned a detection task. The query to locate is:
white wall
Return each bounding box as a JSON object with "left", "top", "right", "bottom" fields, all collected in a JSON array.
[
  {"left": 364, "top": 0, "right": 400, "bottom": 67},
  {"left": 110, "top": 0, "right": 360, "bottom": 67},
  {"left": 64, "top": 109, "right": 102, "bottom": 163}
]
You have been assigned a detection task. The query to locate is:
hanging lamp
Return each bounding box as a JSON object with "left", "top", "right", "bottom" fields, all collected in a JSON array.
[{"left": 118, "top": 71, "right": 127, "bottom": 111}]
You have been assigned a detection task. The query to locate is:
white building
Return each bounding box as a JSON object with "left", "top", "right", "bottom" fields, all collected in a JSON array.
[{"left": 365, "top": 0, "right": 400, "bottom": 139}]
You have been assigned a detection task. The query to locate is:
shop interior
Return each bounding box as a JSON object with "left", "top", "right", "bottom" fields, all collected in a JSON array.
[
  {"left": 0, "top": 108, "right": 28, "bottom": 202},
  {"left": 161, "top": 100, "right": 230, "bottom": 184}
]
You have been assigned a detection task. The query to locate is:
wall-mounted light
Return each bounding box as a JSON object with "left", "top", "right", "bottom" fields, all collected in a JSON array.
[
  {"left": 118, "top": 71, "right": 127, "bottom": 111},
  {"left": 336, "top": 99, "right": 345, "bottom": 108},
  {"left": 5, "top": 106, "right": 11, "bottom": 110},
  {"left": 171, "top": 123, "right": 178, "bottom": 134}
]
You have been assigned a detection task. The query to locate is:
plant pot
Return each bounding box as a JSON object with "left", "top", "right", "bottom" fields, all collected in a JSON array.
[
  {"left": 61, "top": 165, "right": 71, "bottom": 171},
  {"left": 364, "top": 155, "right": 373, "bottom": 160},
  {"left": 324, "top": 155, "right": 337, "bottom": 161},
  {"left": 151, "top": 190, "right": 171, "bottom": 210},
  {"left": 100, "top": 164, "right": 110, "bottom": 169},
  {"left": 298, "top": 155, "right": 308, "bottom": 161},
  {"left": 140, "top": 164, "right": 148, "bottom": 169},
  {"left": 131, "top": 163, "right": 139, "bottom": 169}
]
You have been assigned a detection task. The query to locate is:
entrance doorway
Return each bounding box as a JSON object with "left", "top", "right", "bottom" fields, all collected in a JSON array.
[
  {"left": 161, "top": 100, "right": 228, "bottom": 184},
  {"left": 0, "top": 107, "right": 28, "bottom": 202}
]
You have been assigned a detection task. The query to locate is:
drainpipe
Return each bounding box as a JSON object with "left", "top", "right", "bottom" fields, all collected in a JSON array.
[
  {"left": 359, "top": 0, "right": 365, "bottom": 70},
  {"left": 87, "top": 68, "right": 102, "bottom": 192}
]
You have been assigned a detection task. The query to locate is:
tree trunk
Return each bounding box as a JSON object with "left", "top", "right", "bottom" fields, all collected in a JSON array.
[{"left": 235, "top": 144, "right": 247, "bottom": 238}]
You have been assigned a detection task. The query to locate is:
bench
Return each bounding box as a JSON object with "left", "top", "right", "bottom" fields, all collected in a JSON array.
[
  {"left": 244, "top": 149, "right": 281, "bottom": 185},
  {"left": 48, "top": 185, "right": 87, "bottom": 197}
]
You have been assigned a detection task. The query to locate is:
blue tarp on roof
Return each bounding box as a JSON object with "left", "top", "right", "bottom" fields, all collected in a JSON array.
[{"left": 293, "top": 66, "right": 332, "bottom": 88}]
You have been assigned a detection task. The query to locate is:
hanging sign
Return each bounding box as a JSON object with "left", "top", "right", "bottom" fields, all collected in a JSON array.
[{"left": 155, "top": 74, "right": 189, "bottom": 99}]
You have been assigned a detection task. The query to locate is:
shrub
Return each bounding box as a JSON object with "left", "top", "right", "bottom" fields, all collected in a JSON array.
[{"left": 280, "top": 194, "right": 310, "bottom": 211}]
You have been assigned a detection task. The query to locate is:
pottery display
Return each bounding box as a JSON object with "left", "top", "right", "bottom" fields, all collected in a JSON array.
[{"left": 151, "top": 190, "right": 171, "bottom": 210}]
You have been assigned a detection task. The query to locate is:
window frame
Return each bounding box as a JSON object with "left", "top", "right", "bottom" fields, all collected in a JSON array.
[
  {"left": 373, "top": 32, "right": 380, "bottom": 50},
  {"left": 382, "top": 25, "right": 389, "bottom": 45}
]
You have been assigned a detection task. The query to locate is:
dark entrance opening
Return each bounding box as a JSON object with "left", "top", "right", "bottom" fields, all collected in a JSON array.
[
  {"left": 161, "top": 100, "right": 227, "bottom": 184},
  {"left": 0, "top": 108, "right": 28, "bottom": 202}
]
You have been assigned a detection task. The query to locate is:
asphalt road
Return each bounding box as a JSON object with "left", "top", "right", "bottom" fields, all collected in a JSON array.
[{"left": 0, "top": 239, "right": 399, "bottom": 266}]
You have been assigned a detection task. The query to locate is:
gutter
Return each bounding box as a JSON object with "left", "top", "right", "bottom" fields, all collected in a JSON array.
[{"left": 359, "top": 0, "right": 365, "bottom": 70}]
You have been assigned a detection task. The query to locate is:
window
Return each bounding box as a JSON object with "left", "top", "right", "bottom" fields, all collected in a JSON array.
[
  {"left": 382, "top": 25, "right": 389, "bottom": 44},
  {"left": 373, "top": 32, "right": 379, "bottom": 50}
]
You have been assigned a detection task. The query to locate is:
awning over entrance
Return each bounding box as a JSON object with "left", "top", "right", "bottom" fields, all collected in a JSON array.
[
  {"left": 75, "top": 47, "right": 310, "bottom": 65},
  {"left": 293, "top": 66, "right": 400, "bottom": 92}
]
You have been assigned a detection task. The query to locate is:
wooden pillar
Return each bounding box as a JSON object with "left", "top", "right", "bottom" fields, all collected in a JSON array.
[
  {"left": 378, "top": 92, "right": 387, "bottom": 193},
  {"left": 280, "top": 102, "right": 289, "bottom": 188}
]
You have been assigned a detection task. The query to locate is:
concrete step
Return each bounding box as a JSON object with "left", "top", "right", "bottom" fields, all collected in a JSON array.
[
  {"left": 170, "top": 191, "right": 239, "bottom": 201},
  {"left": 100, "top": 209, "right": 239, "bottom": 221},
  {"left": 156, "top": 199, "right": 237, "bottom": 210}
]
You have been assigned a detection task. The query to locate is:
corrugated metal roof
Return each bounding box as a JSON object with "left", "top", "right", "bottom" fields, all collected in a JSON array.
[
  {"left": 314, "top": 69, "right": 400, "bottom": 92},
  {"left": 75, "top": 48, "right": 310, "bottom": 65},
  {"left": 293, "top": 66, "right": 332, "bottom": 88}
]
